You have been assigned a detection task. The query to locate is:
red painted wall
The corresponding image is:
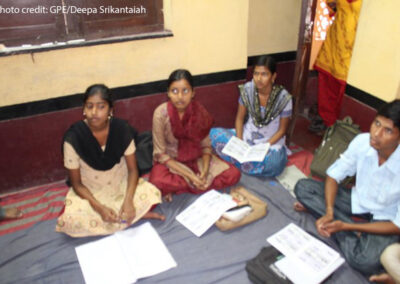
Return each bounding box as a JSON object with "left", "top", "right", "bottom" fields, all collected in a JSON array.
[{"left": 339, "top": 96, "right": 377, "bottom": 132}]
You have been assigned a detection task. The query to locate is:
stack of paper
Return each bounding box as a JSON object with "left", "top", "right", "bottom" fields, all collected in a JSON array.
[
  {"left": 176, "top": 190, "right": 237, "bottom": 237},
  {"left": 276, "top": 165, "right": 307, "bottom": 197},
  {"left": 267, "top": 223, "right": 345, "bottom": 284},
  {"left": 75, "top": 222, "right": 177, "bottom": 284}
]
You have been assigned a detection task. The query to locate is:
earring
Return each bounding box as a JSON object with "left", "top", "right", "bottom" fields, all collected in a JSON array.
[
  {"left": 108, "top": 113, "right": 113, "bottom": 119},
  {"left": 83, "top": 112, "right": 86, "bottom": 116}
]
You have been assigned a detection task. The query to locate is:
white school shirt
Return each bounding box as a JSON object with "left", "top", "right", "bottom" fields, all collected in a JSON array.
[{"left": 327, "top": 133, "right": 400, "bottom": 228}]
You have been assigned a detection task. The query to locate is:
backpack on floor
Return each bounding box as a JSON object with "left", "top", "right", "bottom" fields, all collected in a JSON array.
[
  {"left": 310, "top": 116, "right": 361, "bottom": 179},
  {"left": 134, "top": 131, "right": 154, "bottom": 175},
  {"left": 246, "top": 246, "right": 291, "bottom": 284}
]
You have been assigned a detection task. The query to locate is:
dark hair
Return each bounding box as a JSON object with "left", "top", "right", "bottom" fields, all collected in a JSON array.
[
  {"left": 254, "top": 55, "right": 277, "bottom": 74},
  {"left": 167, "top": 69, "right": 194, "bottom": 90},
  {"left": 83, "top": 84, "right": 113, "bottom": 108},
  {"left": 377, "top": 99, "right": 400, "bottom": 129}
]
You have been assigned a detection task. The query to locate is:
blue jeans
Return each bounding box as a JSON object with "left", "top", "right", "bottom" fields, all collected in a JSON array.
[{"left": 294, "top": 178, "right": 399, "bottom": 275}]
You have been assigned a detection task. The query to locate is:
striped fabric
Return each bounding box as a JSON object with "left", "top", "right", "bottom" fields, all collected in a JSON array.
[
  {"left": 0, "top": 145, "right": 311, "bottom": 236},
  {"left": 0, "top": 182, "right": 68, "bottom": 236}
]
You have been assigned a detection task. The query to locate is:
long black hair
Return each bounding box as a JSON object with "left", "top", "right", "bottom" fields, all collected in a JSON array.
[
  {"left": 167, "top": 69, "right": 194, "bottom": 90},
  {"left": 254, "top": 55, "right": 277, "bottom": 74},
  {"left": 83, "top": 84, "right": 113, "bottom": 107}
]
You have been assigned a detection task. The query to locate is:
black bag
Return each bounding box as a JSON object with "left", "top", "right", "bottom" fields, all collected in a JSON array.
[
  {"left": 310, "top": 116, "right": 360, "bottom": 179},
  {"left": 246, "top": 246, "right": 291, "bottom": 284},
  {"left": 134, "top": 131, "right": 154, "bottom": 175}
]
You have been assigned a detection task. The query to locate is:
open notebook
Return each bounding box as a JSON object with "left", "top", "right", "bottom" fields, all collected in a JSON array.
[
  {"left": 75, "top": 222, "right": 177, "bottom": 284},
  {"left": 267, "top": 223, "right": 345, "bottom": 284},
  {"left": 222, "top": 136, "right": 269, "bottom": 163}
]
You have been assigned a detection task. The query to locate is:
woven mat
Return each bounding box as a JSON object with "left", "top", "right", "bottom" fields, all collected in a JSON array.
[
  {"left": 0, "top": 144, "right": 313, "bottom": 236},
  {"left": 0, "top": 181, "right": 68, "bottom": 236}
]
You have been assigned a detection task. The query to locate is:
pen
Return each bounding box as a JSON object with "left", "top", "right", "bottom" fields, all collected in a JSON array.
[{"left": 227, "top": 204, "right": 251, "bottom": 212}]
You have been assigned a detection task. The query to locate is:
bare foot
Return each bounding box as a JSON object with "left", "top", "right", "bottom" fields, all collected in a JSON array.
[
  {"left": 369, "top": 273, "right": 395, "bottom": 284},
  {"left": 3, "top": 207, "right": 23, "bottom": 220},
  {"left": 164, "top": 193, "right": 173, "bottom": 202},
  {"left": 293, "top": 201, "right": 308, "bottom": 212},
  {"left": 143, "top": 211, "right": 166, "bottom": 221}
]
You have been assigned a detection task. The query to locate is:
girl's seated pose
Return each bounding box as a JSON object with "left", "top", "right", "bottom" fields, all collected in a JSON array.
[
  {"left": 149, "top": 69, "right": 241, "bottom": 201},
  {"left": 56, "top": 84, "right": 164, "bottom": 237},
  {"left": 210, "top": 55, "right": 292, "bottom": 177}
]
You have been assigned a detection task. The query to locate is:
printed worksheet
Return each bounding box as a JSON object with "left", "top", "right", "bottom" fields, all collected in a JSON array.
[
  {"left": 276, "top": 165, "right": 307, "bottom": 197},
  {"left": 222, "top": 136, "right": 269, "bottom": 163},
  {"left": 176, "top": 190, "right": 237, "bottom": 237},
  {"left": 267, "top": 223, "right": 344, "bottom": 284}
]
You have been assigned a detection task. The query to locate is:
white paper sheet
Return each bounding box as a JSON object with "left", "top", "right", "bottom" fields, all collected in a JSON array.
[
  {"left": 276, "top": 165, "right": 307, "bottom": 197},
  {"left": 75, "top": 222, "right": 177, "bottom": 284},
  {"left": 222, "top": 136, "right": 269, "bottom": 163},
  {"left": 115, "top": 223, "right": 177, "bottom": 279},
  {"left": 267, "top": 223, "right": 315, "bottom": 257},
  {"left": 76, "top": 235, "right": 136, "bottom": 284},
  {"left": 267, "top": 223, "right": 345, "bottom": 284},
  {"left": 175, "top": 190, "right": 237, "bottom": 237},
  {"left": 275, "top": 254, "right": 345, "bottom": 284}
]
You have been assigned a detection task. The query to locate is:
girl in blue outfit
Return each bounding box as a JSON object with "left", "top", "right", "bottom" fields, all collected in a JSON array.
[{"left": 210, "top": 55, "right": 292, "bottom": 176}]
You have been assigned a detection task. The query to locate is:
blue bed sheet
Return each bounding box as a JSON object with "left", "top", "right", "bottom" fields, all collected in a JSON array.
[{"left": 0, "top": 174, "right": 368, "bottom": 284}]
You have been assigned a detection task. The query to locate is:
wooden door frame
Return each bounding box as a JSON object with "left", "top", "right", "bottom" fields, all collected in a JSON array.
[{"left": 286, "top": 0, "right": 317, "bottom": 145}]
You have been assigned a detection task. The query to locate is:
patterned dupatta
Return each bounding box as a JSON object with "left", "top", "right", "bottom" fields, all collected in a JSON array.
[
  {"left": 238, "top": 81, "right": 291, "bottom": 128},
  {"left": 168, "top": 100, "right": 214, "bottom": 163}
]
